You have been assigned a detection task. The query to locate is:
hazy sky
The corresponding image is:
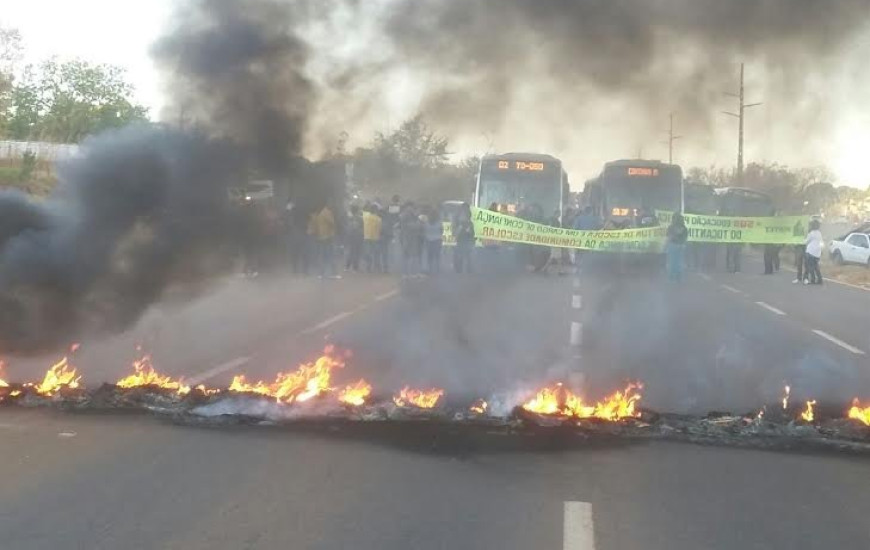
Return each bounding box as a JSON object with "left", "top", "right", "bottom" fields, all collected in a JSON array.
[
  {"left": 2, "top": 0, "right": 171, "bottom": 112},
  {"left": 3, "top": 1, "right": 870, "bottom": 189}
]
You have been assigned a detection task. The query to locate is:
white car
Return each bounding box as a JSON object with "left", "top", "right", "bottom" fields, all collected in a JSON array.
[{"left": 829, "top": 232, "right": 870, "bottom": 266}]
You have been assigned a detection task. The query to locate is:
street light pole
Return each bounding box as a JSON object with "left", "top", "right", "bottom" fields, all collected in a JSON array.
[
  {"left": 664, "top": 112, "right": 682, "bottom": 164},
  {"left": 722, "top": 63, "right": 762, "bottom": 186}
]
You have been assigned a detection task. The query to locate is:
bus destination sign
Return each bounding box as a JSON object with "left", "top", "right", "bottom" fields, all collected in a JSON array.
[
  {"left": 497, "top": 160, "right": 546, "bottom": 172},
  {"left": 627, "top": 167, "right": 660, "bottom": 177}
]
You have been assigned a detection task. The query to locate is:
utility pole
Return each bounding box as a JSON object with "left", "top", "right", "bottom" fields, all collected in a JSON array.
[
  {"left": 722, "top": 63, "right": 762, "bottom": 186},
  {"left": 661, "top": 112, "right": 682, "bottom": 164}
]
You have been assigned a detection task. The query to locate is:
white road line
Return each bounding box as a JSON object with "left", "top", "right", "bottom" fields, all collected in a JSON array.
[
  {"left": 570, "top": 322, "right": 583, "bottom": 347},
  {"left": 812, "top": 330, "right": 866, "bottom": 355},
  {"left": 573, "top": 278, "right": 581, "bottom": 289},
  {"left": 374, "top": 289, "right": 400, "bottom": 301},
  {"left": 299, "top": 311, "right": 355, "bottom": 335},
  {"left": 698, "top": 273, "right": 712, "bottom": 282},
  {"left": 564, "top": 501, "right": 595, "bottom": 550},
  {"left": 572, "top": 295, "right": 582, "bottom": 309},
  {"left": 782, "top": 265, "right": 870, "bottom": 292},
  {"left": 721, "top": 284, "right": 742, "bottom": 294},
  {"left": 186, "top": 356, "right": 251, "bottom": 385},
  {"left": 755, "top": 301, "right": 786, "bottom": 316}
]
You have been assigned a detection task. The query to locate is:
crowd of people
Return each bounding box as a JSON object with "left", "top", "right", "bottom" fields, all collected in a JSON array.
[
  {"left": 244, "top": 195, "right": 476, "bottom": 279},
  {"left": 242, "top": 195, "right": 827, "bottom": 284}
]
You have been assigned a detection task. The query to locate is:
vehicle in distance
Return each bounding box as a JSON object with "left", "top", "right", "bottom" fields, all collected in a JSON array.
[{"left": 829, "top": 232, "right": 870, "bottom": 266}]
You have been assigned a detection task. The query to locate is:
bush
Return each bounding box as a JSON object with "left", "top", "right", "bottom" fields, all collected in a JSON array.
[{"left": 0, "top": 166, "right": 19, "bottom": 185}]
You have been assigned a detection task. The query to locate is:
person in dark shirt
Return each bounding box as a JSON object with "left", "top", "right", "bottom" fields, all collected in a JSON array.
[{"left": 666, "top": 213, "right": 689, "bottom": 282}]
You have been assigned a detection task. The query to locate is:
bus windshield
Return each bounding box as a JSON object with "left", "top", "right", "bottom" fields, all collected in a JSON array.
[
  {"left": 601, "top": 165, "right": 682, "bottom": 220},
  {"left": 477, "top": 158, "right": 562, "bottom": 216}
]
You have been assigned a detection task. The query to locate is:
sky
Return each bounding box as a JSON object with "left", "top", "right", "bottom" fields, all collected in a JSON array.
[
  {"left": 2, "top": 1, "right": 869, "bottom": 189},
  {"left": 1, "top": 0, "right": 172, "bottom": 114}
]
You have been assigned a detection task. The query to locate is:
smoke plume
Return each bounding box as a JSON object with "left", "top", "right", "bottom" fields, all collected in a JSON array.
[{"left": 0, "top": 0, "right": 323, "bottom": 353}]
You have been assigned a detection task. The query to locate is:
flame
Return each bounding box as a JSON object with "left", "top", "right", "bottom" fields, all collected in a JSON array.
[
  {"left": 229, "top": 375, "right": 273, "bottom": 396},
  {"left": 469, "top": 399, "right": 488, "bottom": 414},
  {"left": 393, "top": 387, "right": 444, "bottom": 409},
  {"left": 800, "top": 400, "right": 816, "bottom": 422},
  {"left": 521, "top": 383, "right": 642, "bottom": 420},
  {"left": 32, "top": 357, "right": 81, "bottom": 395},
  {"left": 116, "top": 355, "right": 190, "bottom": 395},
  {"left": 228, "top": 348, "right": 345, "bottom": 404},
  {"left": 194, "top": 384, "right": 220, "bottom": 396},
  {"left": 782, "top": 385, "right": 790, "bottom": 410},
  {"left": 0, "top": 360, "right": 7, "bottom": 388},
  {"left": 10, "top": 390, "right": 21, "bottom": 397},
  {"left": 848, "top": 399, "right": 870, "bottom": 426},
  {"left": 338, "top": 379, "right": 372, "bottom": 406}
]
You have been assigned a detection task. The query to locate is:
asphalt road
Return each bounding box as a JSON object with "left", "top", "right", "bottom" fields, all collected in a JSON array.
[
  {"left": 3, "top": 251, "right": 870, "bottom": 549},
  {"left": 2, "top": 409, "right": 870, "bottom": 550}
]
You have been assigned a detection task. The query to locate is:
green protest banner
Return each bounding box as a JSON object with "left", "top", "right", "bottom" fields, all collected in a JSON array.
[
  {"left": 657, "top": 211, "right": 808, "bottom": 245},
  {"left": 470, "top": 208, "right": 665, "bottom": 253}
]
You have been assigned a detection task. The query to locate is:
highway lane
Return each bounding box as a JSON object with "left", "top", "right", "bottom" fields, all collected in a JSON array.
[
  {"left": 2, "top": 273, "right": 399, "bottom": 385},
  {"left": 1, "top": 409, "right": 869, "bottom": 550},
  {"left": 3, "top": 253, "right": 862, "bottom": 416}
]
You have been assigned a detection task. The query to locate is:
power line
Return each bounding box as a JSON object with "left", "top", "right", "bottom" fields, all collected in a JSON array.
[{"left": 722, "top": 63, "right": 762, "bottom": 185}]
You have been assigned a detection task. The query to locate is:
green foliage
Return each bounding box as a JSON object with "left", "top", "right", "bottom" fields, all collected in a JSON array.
[
  {"left": 688, "top": 162, "right": 867, "bottom": 214},
  {"left": 2, "top": 58, "right": 149, "bottom": 142},
  {"left": 342, "top": 115, "right": 475, "bottom": 204}
]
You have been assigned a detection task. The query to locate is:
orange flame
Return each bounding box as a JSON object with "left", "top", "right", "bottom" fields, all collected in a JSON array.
[
  {"left": 800, "top": 400, "right": 816, "bottom": 422},
  {"left": 32, "top": 357, "right": 81, "bottom": 395},
  {"left": 848, "top": 399, "right": 870, "bottom": 426},
  {"left": 228, "top": 375, "right": 273, "bottom": 396},
  {"left": 337, "top": 380, "right": 372, "bottom": 406},
  {"left": 228, "top": 348, "right": 345, "bottom": 404},
  {"left": 116, "top": 355, "right": 190, "bottom": 395},
  {"left": 393, "top": 387, "right": 444, "bottom": 409},
  {"left": 469, "top": 399, "right": 488, "bottom": 414},
  {"left": 522, "top": 383, "right": 642, "bottom": 420}
]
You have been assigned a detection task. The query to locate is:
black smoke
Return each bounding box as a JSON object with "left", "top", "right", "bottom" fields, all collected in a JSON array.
[
  {"left": 0, "top": 0, "right": 330, "bottom": 353},
  {"left": 0, "top": 127, "right": 243, "bottom": 353},
  {"left": 380, "top": 0, "right": 870, "bottom": 142}
]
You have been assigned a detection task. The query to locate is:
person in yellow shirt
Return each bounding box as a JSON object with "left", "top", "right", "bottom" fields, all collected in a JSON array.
[
  {"left": 313, "top": 204, "right": 339, "bottom": 278},
  {"left": 362, "top": 204, "right": 383, "bottom": 272}
]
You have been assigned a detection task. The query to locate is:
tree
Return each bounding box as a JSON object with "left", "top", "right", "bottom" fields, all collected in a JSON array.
[
  {"left": 3, "top": 59, "right": 149, "bottom": 142},
  {"left": 0, "top": 26, "right": 23, "bottom": 134},
  {"left": 373, "top": 115, "right": 450, "bottom": 169}
]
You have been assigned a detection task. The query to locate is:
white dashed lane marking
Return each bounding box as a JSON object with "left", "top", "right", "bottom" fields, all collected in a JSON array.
[
  {"left": 721, "top": 284, "right": 742, "bottom": 294},
  {"left": 564, "top": 501, "right": 595, "bottom": 550},
  {"left": 572, "top": 295, "right": 582, "bottom": 309},
  {"left": 755, "top": 301, "right": 786, "bottom": 316},
  {"left": 186, "top": 356, "right": 252, "bottom": 386},
  {"left": 570, "top": 322, "right": 583, "bottom": 347},
  {"left": 812, "top": 330, "right": 866, "bottom": 355}
]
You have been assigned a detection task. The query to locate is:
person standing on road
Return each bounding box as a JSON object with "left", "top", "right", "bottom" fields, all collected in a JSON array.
[
  {"left": 666, "top": 213, "right": 689, "bottom": 282},
  {"left": 725, "top": 242, "right": 742, "bottom": 273},
  {"left": 804, "top": 219, "right": 824, "bottom": 285},
  {"left": 793, "top": 242, "right": 807, "bottom": 284},
  {"left": 313, "top": 203, "right": 339, "bottom": 279},
  {"left": 424, "top": 208, "right": 444, "bottom": 274},
  {"left": 362, "top": 204, "right": 383, "bottom": 273},
  {"left": 345, "top": 204, "right": 364, "bottom": 272},
  {"left": 453, "top": 202, "right": 475, "bottom": 274},
  {"left": 399, "top": 204, "right": 424, "bottom": 277}
]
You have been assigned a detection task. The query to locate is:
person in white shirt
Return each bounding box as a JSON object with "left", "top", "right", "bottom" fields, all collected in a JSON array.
[{"left": 804, "top": 219, "right": 823, "bottom": 285}]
